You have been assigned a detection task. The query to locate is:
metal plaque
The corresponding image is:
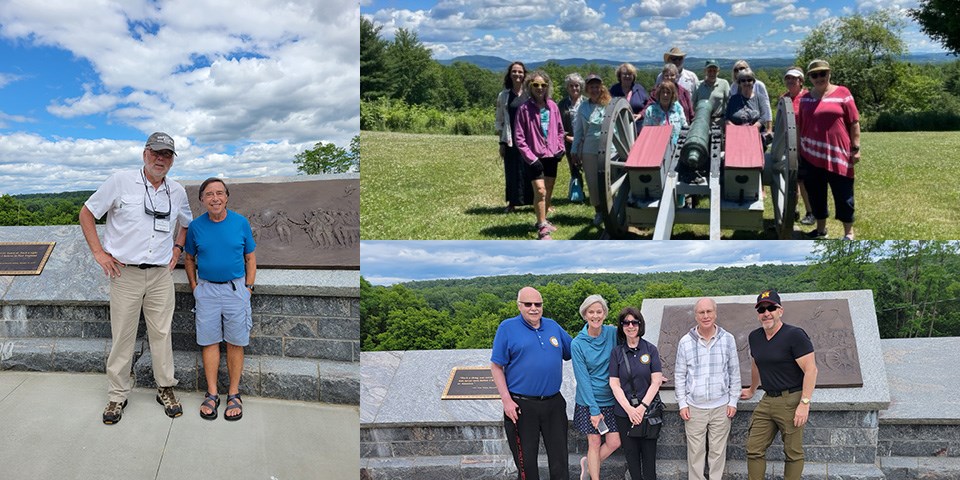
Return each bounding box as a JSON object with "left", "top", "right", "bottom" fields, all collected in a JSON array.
[
  {"left": 656, "top": 299, "right": 863, "bottom": 389},
  {"left": 441, "top": 367, "right": 500, "bottom": 400},
  {"left": 184, "top": 178, "right": 358, "bottom": 269},
  {"left": 0, "top": 242, "right": 55, "bottom": 275}
]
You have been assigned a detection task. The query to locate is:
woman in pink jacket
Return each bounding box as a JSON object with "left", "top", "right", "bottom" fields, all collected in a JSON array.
[{"left": 514, "top": 70, "right": 566, "bottom": 240}]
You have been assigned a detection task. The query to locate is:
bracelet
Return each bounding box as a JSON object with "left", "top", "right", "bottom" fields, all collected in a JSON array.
[
  {"left": 639, "top": 401, "right": 650, "bottom": 409},
  {"left": 173, "top": 244, "right": 184, "bottom": 251}
]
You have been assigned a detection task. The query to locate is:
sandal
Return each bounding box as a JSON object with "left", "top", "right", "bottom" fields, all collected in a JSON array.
[
  {"left": 224, "top": 393, "right": 243, "bottom": 421},
  {"left": 102, "top": 399, "right": 128, "bottom": 425},
  {"left": 200, "top": 393, "right": 220, "bottom": 420}
]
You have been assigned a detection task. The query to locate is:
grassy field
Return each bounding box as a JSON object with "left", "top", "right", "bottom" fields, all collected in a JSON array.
[{"left": 360, "top": 130, "right": 960, "bottom": 240}]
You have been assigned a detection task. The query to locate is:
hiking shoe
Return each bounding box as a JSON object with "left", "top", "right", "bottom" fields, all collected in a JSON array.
[
  {"left": 800, "top": 213, "right": 815, "bottom": 225},
  {"left": 805, "top": 229, "right": 828, "bottom": 239},
  {"left": 103, "top": 399, "right": 128, "bottom": 425},
  {"left": 592, "top": 212, "right": 603, "bottom": 227},
  {"left": 156, "top": 387, "right": 183, "bottom": 418},
  {"left": 538, "top": 226, "right": 553, "bottom": 240}
]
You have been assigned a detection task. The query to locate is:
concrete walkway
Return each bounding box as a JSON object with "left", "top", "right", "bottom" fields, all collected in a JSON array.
[{"left": 0, "top": 371, "right": 358, "bottom": 480}]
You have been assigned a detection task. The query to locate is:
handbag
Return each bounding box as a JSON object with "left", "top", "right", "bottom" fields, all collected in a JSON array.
[
  {"left": 620, "top": 344, "right": 664, "bottom": 440},
  {"left": 568, "top": 176, "right": 585, "bottom": 203}
]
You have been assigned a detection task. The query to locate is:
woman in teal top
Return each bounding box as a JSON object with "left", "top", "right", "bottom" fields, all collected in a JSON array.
[{"left": 571, "top": 294, "right": 621, "bottom": 480}]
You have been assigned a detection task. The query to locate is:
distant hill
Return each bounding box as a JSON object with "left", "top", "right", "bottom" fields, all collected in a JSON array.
[{"left": 437, "top": 52, "right": 956, "bottom": 73}]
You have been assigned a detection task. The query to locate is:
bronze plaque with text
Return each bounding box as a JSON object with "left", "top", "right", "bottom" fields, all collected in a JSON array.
[
  {"left": 441, "top": 367, "right": 500, "bottom": 400},
  {"left": 656, "top": 299, "right": 863, "bottom": 389},
  {"left": 0, "top": 242, "right": 55, "bottom": 275},
  {"left": 184, "top": 179, "right": 358, "bottom": 269}
]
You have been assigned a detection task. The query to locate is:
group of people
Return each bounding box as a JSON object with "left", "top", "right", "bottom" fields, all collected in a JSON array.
[
  {"left": 79, "top": 132, "right": 257, "bottom": 424},
  {"left": 491, "top": 287, "right": 819, "bottom": 480},
  {"left": 496, "top": 47, "right": 862, "bottom": 240}
]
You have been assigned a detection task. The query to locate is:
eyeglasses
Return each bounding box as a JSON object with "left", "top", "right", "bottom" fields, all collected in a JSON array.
[
  {"left": 529, "top": 82, "right": 548, "bottom": 89},
  {"left": 739, "top": 78, "right": 755, "bottom": 84},
  {"left": 621, "top": 320, "right": 640, "bottom": 326},
  {"left": 151, "top": 150, "right": 174, "bottom": 159},
  {"left": 669, "top": 56, "right": 683, "bottom": 62},
  {"left": 756, "top": 305, "right": 780, "bottom": 314},
  {"left": 734, "top": 67, "right": 746, "bottom": 72},
  {"left": 809, "top": 70, "right": 828, "bottom": 79},
  {"left": 520, "top": 302, "right": 543, "bottom": 308}
]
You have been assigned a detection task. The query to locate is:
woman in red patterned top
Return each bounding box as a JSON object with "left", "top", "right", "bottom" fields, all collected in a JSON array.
[{"left": 797, "top": 59, "right": 861, "bottom": 240}]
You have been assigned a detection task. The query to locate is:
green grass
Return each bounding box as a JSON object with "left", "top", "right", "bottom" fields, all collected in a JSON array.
[{"left": 360, "top": 130, "right": 960, "bottom": 240}]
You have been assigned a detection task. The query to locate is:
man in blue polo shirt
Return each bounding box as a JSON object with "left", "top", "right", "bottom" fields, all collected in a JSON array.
[
  {"left": 184, "top": 178, "right": 256, "bottom": 421},
  {"left": 491, "top": 286, "right": 573, "bottom": 480}
]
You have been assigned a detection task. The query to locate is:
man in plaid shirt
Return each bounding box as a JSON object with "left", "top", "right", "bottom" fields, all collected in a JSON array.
[{"left": 674, "top": 298, "right": 741, "bottom": 480}]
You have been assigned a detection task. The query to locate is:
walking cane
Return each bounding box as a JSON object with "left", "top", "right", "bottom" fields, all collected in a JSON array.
[{"left": 513, "top": 419, "right": 526, "bottom": 480}]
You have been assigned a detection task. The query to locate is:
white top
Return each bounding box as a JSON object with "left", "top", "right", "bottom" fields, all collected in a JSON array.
[
  {"left": 85, "top": 168, "right": 192, "bottom": 265},
  {"left": 656, "top": 69, "right": 700, "bottom": 95}
]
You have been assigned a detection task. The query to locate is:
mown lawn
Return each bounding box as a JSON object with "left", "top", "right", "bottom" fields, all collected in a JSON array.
[{"left": 360, "top": 130, "right": 960, "bottom": 240}]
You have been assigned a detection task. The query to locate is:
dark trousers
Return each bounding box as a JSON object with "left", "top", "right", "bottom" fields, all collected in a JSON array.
[
  {"left": 800, "top": 155, "right": 855, "bottom": 223},
  {"left": 505, "top": 146, "right": 534, "bottom": 206},
  {"left": 503, "top": 394, "right": 569, "bottom": 480},
  {"left": 615, "top": 414, "right": 658, "bottom": 480}
]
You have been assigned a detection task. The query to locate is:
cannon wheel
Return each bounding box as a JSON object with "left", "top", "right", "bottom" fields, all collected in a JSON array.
[
  {"left": 769, "top": 97, "right": 799, "bottom": 239},
  {"left": 597, "top": 97, "right": 635, "bottom": 239}
]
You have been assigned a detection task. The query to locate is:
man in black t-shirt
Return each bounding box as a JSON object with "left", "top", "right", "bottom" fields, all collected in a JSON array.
[{"left": 739, "top": 289, "right": 819, "bottom": 480}]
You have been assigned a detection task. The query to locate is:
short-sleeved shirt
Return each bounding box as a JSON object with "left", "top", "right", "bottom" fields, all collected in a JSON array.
[
  {"left": 184, "top": 209, "right": 256, "bottom": 282},
  {"left": 491, "top": 315, "right": 572, "bottom": 397},
  {"left": 84, "top": 169, "right": 192, "bottom": 265},
  {"left": 798, "top": 86, "right": 860, "bottom": 178},
  {"left": 693, "top": 78, "right": 731, "bottom": 118},
  {"left": 608, "top": 339, "right": 662, "bottom": 418},
  {"left": 748, "top": 323, "right": 814, "bottom": 393}
]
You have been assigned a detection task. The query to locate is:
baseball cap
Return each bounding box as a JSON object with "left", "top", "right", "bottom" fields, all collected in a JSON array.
[
  {"left": 145, "top": 132, "right": 176, "bottom": 155},
  {"left": 585, "top": 73, "right": 603, "bottom": 84},
  {"left": 705, "top": 59, "right": 719, "bottom": 68},
  {"left": 755, "top": 289, "right": 782, "bottom": 307}
]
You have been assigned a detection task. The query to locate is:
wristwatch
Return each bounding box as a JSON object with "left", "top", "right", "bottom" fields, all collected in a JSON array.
[
  {"left": 850, "top": 145, "right": 860, "bottom": 153},
  {"left": 800, "top": 397, "right": 811, "bottom": 405},
  {"left": 245, "top": 284, "right": 255, "bottom": 292},
  {"left": 173, "top": 244, "right": 184, "bottom": 252}
]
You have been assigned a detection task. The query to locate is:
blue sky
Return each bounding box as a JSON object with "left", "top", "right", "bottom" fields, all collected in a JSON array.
[
  {"left": 360, "top": 0, "right": 945, "bottom": 62},
  {"left": 0, "top": 1, "right": 359, "bottom": 195},
  {"left": 361, "top": 240, "right": 817, "bottom": 285}
]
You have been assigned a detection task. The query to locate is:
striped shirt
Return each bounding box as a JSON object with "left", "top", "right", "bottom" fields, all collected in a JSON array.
[
  {"left": 798, "top": 86, "right": 860, "bottom": 178},
  {"left": 674, "top": 325, "right": 740, "bottom": 410}
]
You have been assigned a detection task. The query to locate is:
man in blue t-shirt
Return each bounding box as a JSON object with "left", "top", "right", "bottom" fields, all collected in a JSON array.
[
  {"left": 184, "top": 178, "right": 256, "bottom": 422},
  {"left": 740, "top": 289, "right": 818, "bottom": 480},
  {"left": 491, "top": 286, "right": 573, "bottom": 480}
]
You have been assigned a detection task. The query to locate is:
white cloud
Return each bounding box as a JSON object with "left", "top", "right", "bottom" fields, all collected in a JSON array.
[
  {"left": 813, "top": 8, "right": 832, "bottom": 20},
  {"left": 785, "top": 24, "right": 812, "bottom": 34},
  {"left": 620, "top": 0, "right": 705, "bottom": 19},
  {"left": 687, "top": 12, "right": 726, "bottom": 33},
  {"left": 774, "top": 4, "right": 810, "bottom": 22},
  {"left": 558, "top": 0, "right": 605, "bottom": 32},
  {"left": 0, "top": 132, "right": 313, "bottom": 194},
  {"left": 0, "top": 0, "right": 358, "bottom": 149},
  {"left": 729, "top": 1, "right": 766, "bottom": 16}
]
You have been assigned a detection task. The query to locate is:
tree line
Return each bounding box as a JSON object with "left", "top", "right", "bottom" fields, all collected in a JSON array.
[
  {"left": 361, "top": 241, "right": 960, "bottom": 351},
  {"left": 0, "top": 191, "right": 95, "bottom": 226},
  {"left": 361, "top": 10, "right": 960, "bottom": 134}
]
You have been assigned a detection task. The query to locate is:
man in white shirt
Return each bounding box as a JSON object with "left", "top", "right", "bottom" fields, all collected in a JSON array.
[
  {"left": 79, "top": 131, "right": 193, "bottom": 425},
  {"left": 657, "top": 47, "right": 700, "bottom": 94}
]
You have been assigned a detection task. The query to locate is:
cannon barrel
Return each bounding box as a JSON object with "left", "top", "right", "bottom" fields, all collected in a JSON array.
[{"left": 679, "top": 99, "right": 715, "bottom": 170}]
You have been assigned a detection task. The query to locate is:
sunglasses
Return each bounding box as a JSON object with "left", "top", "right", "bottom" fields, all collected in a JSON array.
[
  {"left": 621, "top": 320, "right": 640, "bottom": 326},
  {"left": 756, "top": 305, "right": 780, "bottom": 314},
  {"left": 739, "top": 78, "right": 755, "bottom": 84},
  {"left": 669, "top": 56, "right": 684, "bottom": 62},
  {"left": 529, "top": 82, "right": 548, "bottom": 89},
  {"left": 520, "top": 302, "right": 543, "bottom": 308},
  {"left": 809, "top": 71, "right": 828, "bottom": 79},
  {"left": 151, "top": 149, "right": 174, "bottom": 159}
]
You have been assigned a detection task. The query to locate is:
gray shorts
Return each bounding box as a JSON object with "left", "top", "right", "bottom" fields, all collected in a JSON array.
[{"left": 194, "top": 278, "right": 252, "bottom": 347}]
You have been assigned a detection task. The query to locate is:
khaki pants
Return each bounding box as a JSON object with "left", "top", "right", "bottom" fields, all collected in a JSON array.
[
  {"left": 106, "top": 266, "right": 178, "bottom": 402},
  {"left": 581, "top": 152, "right": 602, "bottom": 208},
  {"left": 746, "top": 390, "right": 805, "bottom": 480},
  {"left": 684, "top": 405, "right": 732, "bottom": 480}
]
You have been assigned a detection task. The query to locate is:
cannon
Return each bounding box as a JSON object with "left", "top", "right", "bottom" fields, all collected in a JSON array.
[{"left": 596, "top": 96, "right": 798, "bottom": 239}]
